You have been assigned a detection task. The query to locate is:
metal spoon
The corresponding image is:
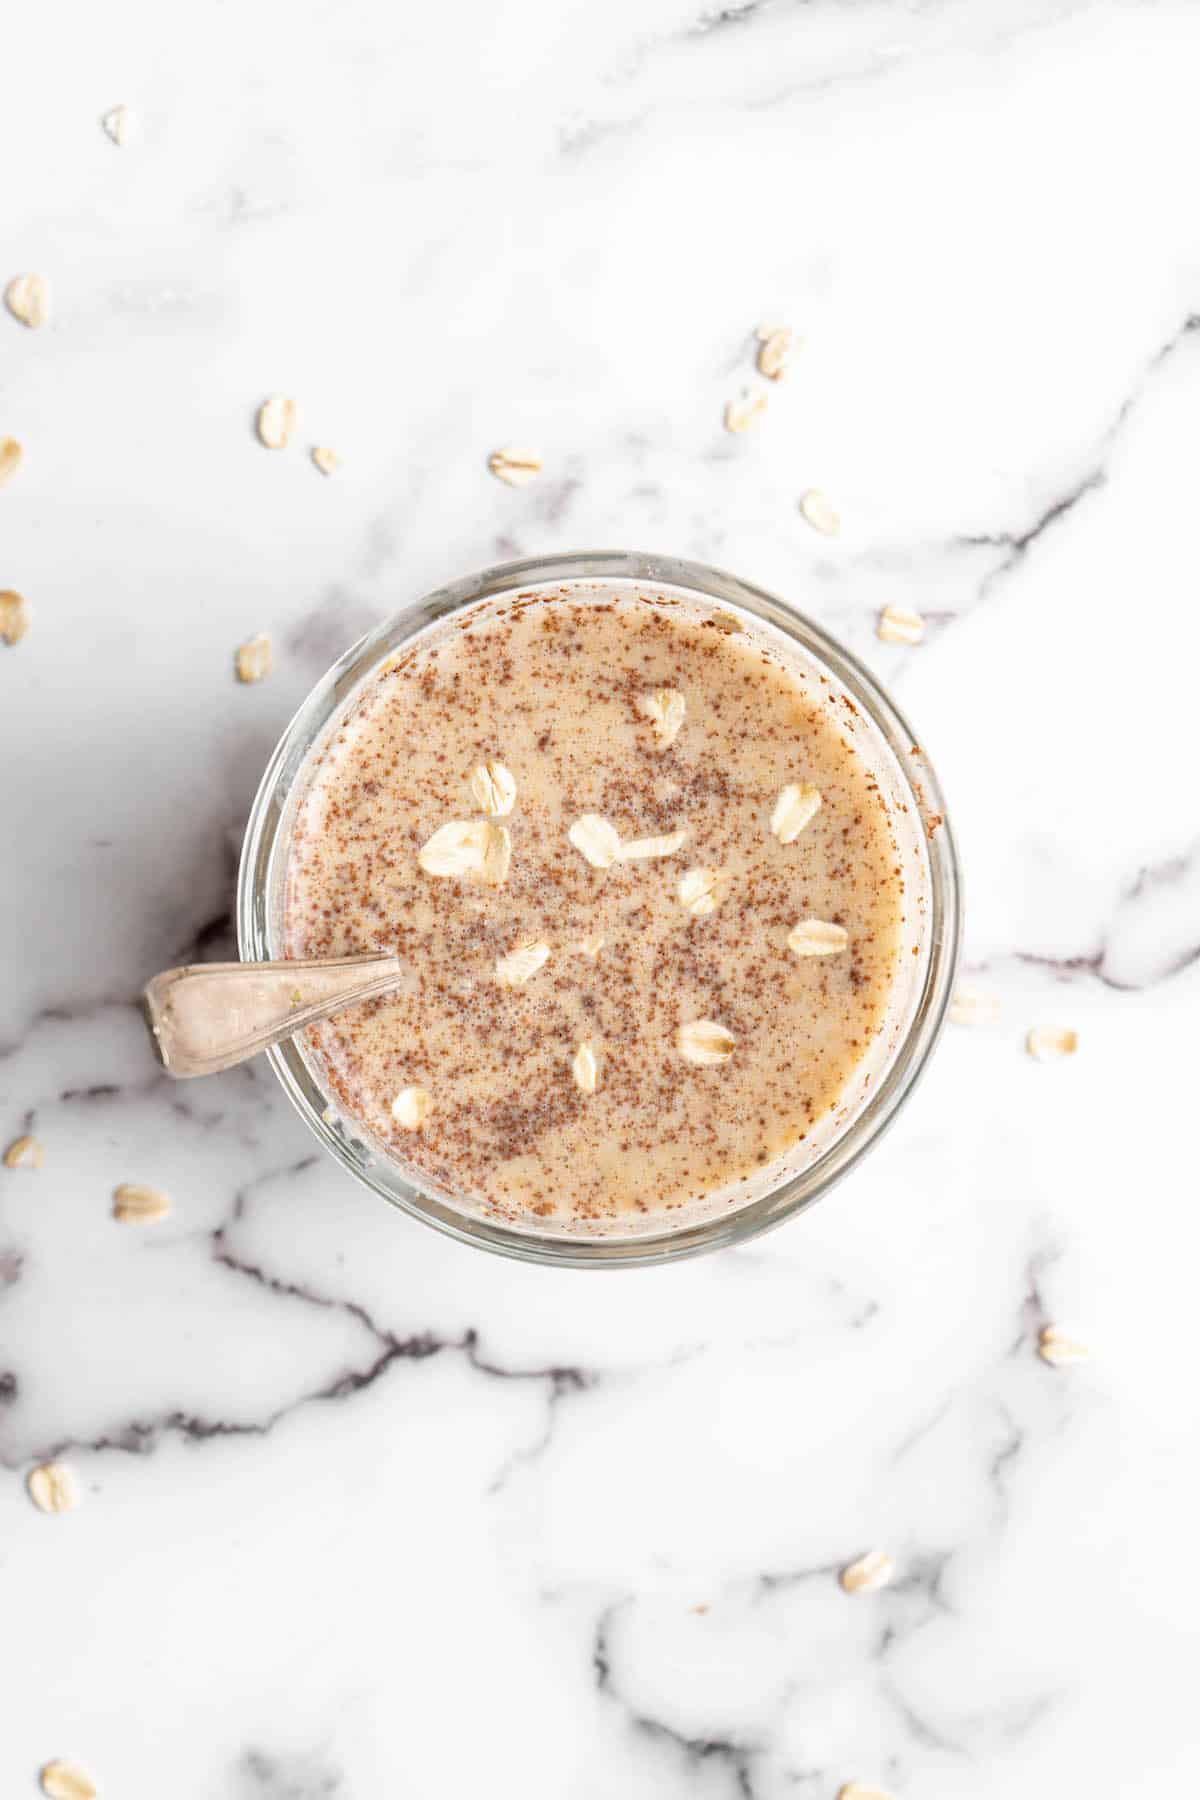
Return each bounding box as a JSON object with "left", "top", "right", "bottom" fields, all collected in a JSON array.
[{"left": 143, "top": 952, "right": 405, "bottom": 1078}]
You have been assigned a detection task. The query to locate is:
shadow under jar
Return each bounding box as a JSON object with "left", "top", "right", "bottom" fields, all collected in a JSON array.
[{"left": 238, "top": 551, "right": 960, "bottom": 1268}]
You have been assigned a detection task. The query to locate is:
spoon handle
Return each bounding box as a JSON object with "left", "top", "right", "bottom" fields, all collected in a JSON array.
[{"left": 143, "top": 952, "right": 404, "bottom": 1078}]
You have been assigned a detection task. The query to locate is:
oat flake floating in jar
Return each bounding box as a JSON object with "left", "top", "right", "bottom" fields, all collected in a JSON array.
[
  {"left": 618, "top": 826, "right": 688, "bottom": 862},
  {"left": 572, "top": 1041, "right": 598, "bottom": 1094},
  {"left": 788, "top": 918, "right": 848, "bottom": 957},
  {"left": 418, "top": 819, "right": 512, "bottom": 886},
  {"left": 770, "top": 782, "right": 822, "bottom": 844},
  {"left": 495, "top": 941, "right": 551, "bottom": 987},
  {"left": 391, "top": 1086, "right": 433, "bottom": 1130},
  {"left": 568, "top": 814, "right": 622, "bottom": 870},
  {"left": 637, "top": 687, "right": 686, "bottom": 749},
  {"left": 469, "top": 759, "right": 517, "bottom": 817},
  {"left": 677, "top": 867, "right": 725, "bottom": 918},
  {"left": 676, "top": 1019, "right": 736, "bottom": 1066}
]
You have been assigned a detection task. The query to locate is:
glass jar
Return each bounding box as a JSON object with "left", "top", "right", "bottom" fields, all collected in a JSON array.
[{"left": 237, "top": 551, "right": 960, "bottom": 1267}]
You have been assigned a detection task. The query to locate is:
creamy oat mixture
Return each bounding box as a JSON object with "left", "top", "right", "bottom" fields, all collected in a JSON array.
[{"left": 284, "top": 584, "right": 904, "bottom": 1223}]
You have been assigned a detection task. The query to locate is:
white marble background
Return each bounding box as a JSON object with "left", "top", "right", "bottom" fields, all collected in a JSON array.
[{"left": 3, "top": 0, "right": 1199, "bottom": 1794}]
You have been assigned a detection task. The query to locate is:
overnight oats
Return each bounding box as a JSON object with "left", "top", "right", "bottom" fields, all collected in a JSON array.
[{"left": 249, "top": 556, "right": 959, "bottom": 1261}]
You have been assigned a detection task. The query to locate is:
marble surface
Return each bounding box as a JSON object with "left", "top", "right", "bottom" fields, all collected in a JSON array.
[{"left": 3, "top": 1, "right": 1199, "bottom": 1794}]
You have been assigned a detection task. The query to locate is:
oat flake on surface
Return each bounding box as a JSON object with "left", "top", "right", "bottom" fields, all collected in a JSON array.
[
  {"left": 0, "top": 436, "right": 24, "bottom": 485},
  {"left": 5, "top": 274, "right": 50, "bottom": 328},
  {"left": 757, "top": 326, "right": 797, "bottom": 379},
  {"left": 112, "top": 1182, "right": 171, "bottom": 1223},
  {"left": 102, "top": 103, "right": 133, "bottom": 145},
  {"left": 235, "top": 633, "right": 273, "bottom": 684},
  {"left": 877, "top": 604, "right": 925, "bottom": 645},
  {"left": 3, "top": 1131, "right": 44, "bottom": 1167},
  {"left": 799, "top": 488, "right": 839, "bottom": 536},
  {"left": 724, "top": 388, "right": 768, "bottom": 433},
  {"left": 488, "top": 447, "right": 542, "bottom": 486},
  {"left": 948, "top": 982, "right": 1000, "bottom": 1025},
  {"left": 1026, "top": 1024, "right": 1078, "bottom": 1061},
  {"left": 40, "top": 1761, "right": 97, "bottom": 1800},
  {"left": 839, "top": 1549, "right": 895, "bottom": 1594},
  {"left": 0, "top": 590, "right": 31, "bottom": 644},
  {"left": 1038, "top": 1325, "right": 1090, "bottom": 1366},
  {"left": 256, "top": 394, "right": 297, "bottom": 449},
  {"left": 28, "top": 1462, "right": 79, "bottom": 1515}
]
